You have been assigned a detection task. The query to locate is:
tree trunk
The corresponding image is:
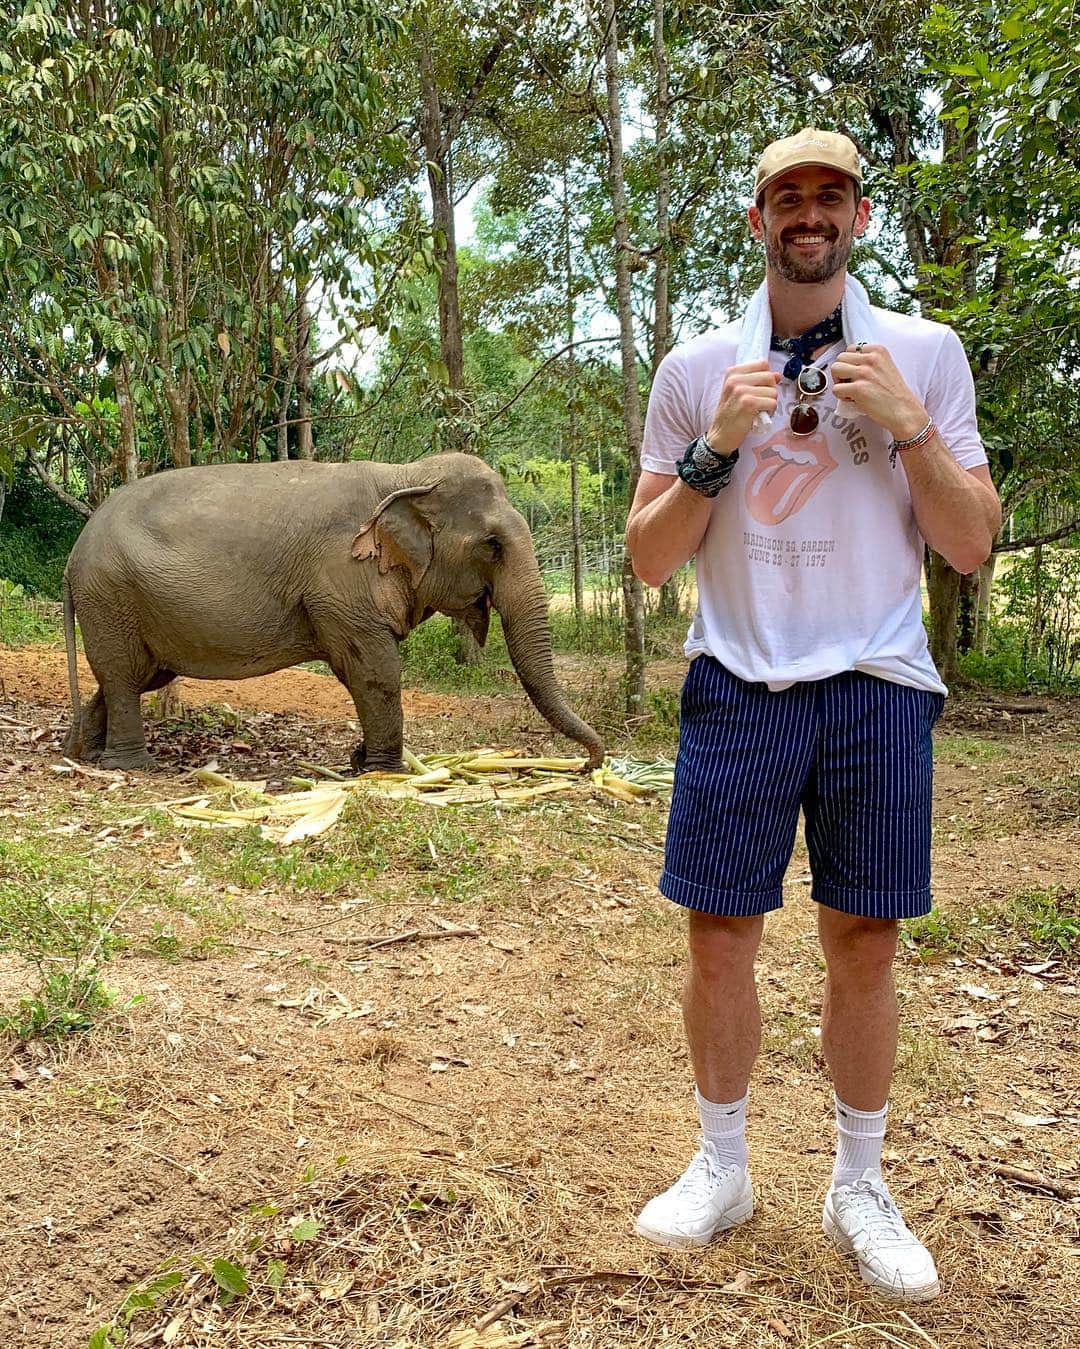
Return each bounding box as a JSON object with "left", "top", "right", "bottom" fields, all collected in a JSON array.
[
  {"left": 159, "top": 115, "right": 191, "bottom": 468},
  {"left": 115, "top": 354, "right": 139, "bottom": 484},
  {"left": 957, "top": 570, "right": 979, "bottom": 654},
  {"left": 295, "top": 281, "right": 314, "bottom": 459},
  {"left": 927, "top": 550, "right": 962, "bottom": 683},
  {"left": 602, "top": 0, "right": 646, "bottom": 720},
  {"left": 651, "top": 0, "right": 679, "bottom": 625},
  {"left": 420, "top": 34, "right": 478, "bottom": 662},
  {"left": 273, "top": 270, "right": 291, "bottom": 461},
  {"left": 975, "top": 552, "right": 997, "bottom": 653},
  {"left": 562, "top": 169, "right": 584, "bottom": 624},
  {"left": 650, "top": 0, "right": 672, "bottom": 378},
  {"left": 420, "top": 39, "right": 466, "bottom": 433},
  {"left": 570, "top": 450, "right": 584, "bottom": 620}
]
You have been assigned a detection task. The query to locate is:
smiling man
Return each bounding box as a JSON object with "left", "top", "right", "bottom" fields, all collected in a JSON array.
[{"left": 624, "top": 128, "right": 1001, "bottom": 1301}]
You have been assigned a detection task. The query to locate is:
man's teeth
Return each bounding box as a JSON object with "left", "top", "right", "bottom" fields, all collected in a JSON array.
[{"left": 790, "top": 234, "right": 828, "bottom": 244}]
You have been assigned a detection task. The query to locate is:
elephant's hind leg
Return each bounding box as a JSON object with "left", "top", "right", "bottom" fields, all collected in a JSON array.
[
  {"left": 81, "top": 634, "right": 164, "bottom": 772},
  {"left": 66, "top": 687, "right": 108, "bottom": 761}
]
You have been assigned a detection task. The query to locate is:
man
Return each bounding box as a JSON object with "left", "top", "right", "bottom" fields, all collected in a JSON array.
[{"left": 625, "top": 128, "right": 1000, "bottom": 1302}]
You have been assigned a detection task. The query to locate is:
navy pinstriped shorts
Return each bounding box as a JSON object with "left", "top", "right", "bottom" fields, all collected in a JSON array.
[{"left": 660, "top": 656, "right": 945, "bottom": 920}]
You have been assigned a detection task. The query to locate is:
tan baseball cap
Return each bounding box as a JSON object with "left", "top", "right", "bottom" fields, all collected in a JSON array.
[{"left": 754, "top": 128, "right": 862, "bottom": 198}]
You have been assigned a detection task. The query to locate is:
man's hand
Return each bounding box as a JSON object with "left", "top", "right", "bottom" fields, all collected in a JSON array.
[
  {"left": 706, "top": 360, "right": 781, "bottom": 455},
  {"left": 830, "top": 344, "right": 928, "bottom": 441}
]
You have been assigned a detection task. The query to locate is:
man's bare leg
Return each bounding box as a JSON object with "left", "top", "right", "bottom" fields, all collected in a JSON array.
[
  {"left": 817, "top": 908, "right": 940, "bottom": 1300},
  {"left": 683, "top": 911, "right": 765, "bottom": 1101},
  {"left": 817, "top": 909, "right": 898, "bottom": 1109},
  {"left": 635, "top": 910, "right": 762, "bottom": 1248}
]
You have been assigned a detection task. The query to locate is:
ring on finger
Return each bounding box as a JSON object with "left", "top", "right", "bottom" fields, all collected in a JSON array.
[{"left": 855, "top": 341, "right": 866, "bottom": 352}]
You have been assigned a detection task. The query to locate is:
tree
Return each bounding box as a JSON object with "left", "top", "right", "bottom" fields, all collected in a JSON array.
[{"left": 0, "top": 0, "right": 423, "bottom": 509}]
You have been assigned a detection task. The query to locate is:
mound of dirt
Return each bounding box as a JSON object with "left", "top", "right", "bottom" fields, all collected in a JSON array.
[{"left": 0, "top": 647, "right": 500, "bottom": 722}]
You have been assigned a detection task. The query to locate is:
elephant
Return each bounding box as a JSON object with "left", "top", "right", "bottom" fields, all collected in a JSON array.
[{"left": 62, "top": 452, "right": 604, "bottom": 773}]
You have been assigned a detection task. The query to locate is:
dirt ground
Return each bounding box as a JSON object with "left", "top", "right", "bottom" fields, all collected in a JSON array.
[{"left": 1, "top": 645, "right": 1078, "bottom": 1349}]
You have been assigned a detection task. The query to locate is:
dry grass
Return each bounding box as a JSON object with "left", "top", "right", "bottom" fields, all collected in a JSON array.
[{"left": 1, "top": 672, "right": 1078, "bottom": 1349}]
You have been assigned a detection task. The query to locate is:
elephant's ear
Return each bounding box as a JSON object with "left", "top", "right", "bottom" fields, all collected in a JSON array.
[{"left": 351, "top": 484, "right": 436, "bottom": 587}]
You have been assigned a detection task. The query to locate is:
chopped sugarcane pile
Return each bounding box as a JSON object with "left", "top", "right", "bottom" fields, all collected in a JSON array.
[{"left": 146, "top": 750, "right": 676, "bottom": 845}]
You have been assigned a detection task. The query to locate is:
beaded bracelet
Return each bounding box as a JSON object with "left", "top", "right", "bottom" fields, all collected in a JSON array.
[{"left": 889, "top": 417, "right": 935, "bottom": 466}]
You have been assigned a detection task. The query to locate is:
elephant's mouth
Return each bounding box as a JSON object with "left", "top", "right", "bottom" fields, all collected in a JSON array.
[{"left": 451, "top": 589, "right": 492, "bottom": 646}]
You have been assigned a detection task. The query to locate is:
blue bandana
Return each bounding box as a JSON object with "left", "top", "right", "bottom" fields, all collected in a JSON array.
[{"left": 770, "top": 304, "right": 844, "bottom": 381}]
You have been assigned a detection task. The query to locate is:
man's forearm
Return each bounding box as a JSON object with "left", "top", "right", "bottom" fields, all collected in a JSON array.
[
  {"left": 626, "top": 478, "right": 714, "bottom": 588},
  {"left": 900, "top": 438, "right": 1001, "bottom": 574}
]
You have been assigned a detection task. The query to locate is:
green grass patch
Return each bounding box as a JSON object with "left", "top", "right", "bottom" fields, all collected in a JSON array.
[
  {"left": 902, "top": 887, "right": 1080, "bottom": 965},
  {"left": 900, "top": 909, "right": 967, "bottom": 961},
  {"left": 0, "top": 838, "right": 124, "bottom": 1041},
  {"left": 400, "top": 615, "right": 512, "bottom": 693},
  {"left": 933, "top": 734, "right": 1009, "bottom": 765},
  {"left": 184, "top": 796, "right": 487, "bottom": 905},
  {"left": 0, "top": 578, "right": 63, "bottom": 646},
  {"left": 1004, "top": 886, "right": 1079, "bottom": 958}
]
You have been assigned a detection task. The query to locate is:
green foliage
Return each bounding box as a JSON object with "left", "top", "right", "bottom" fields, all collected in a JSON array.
[
  {"left": 211, "top": 1257, "right": 250, "bottom": 1304},
  {"left": 960, "top": 550, "right": 1080, "bottom": 692},
  {"left": 89, "top": 1270, "right": 185, "bottom": 1348},
  {"left": 999, "top": 547, "right": 1080, "bottom": 686},
  {"left": 399, "top": 614, "right": 512, "bottom": 693},
  {"left": 900, "top": 909, "right": 965, "bottom": 960},
  {"left": 0, "top": 969, "right": 116, "bottom": 1041},
  {"left": 955, "top": 629, "right": 1036, "bottom": 692},
  {"left": 0, "top": 579, "right": 62, "bottom": 645},
  {"left": 0, "top": 840, "right": 123, "bottom": 1042},
  {"left": 933, "top": 734, "right": 1008, "bottom": 765},
  {"left": 0, "top": 0, "right": 426, "bottom": 490},
  {"left": 1007, "top": 886, "right": 1079, "bottom": 957},
  {"left": 902, "top": 888, "right": 1079, "bottom": 964},
  {"left": 0, "top": 468, "right": 83, "bottom": 598}
]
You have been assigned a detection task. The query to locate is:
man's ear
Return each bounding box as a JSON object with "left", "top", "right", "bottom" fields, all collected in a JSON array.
[
  {"left": 853, "top": 195, "right": 871, "bottom": 238},
  {"left": 747, "top": 203, "right": 764, "bottom": 241},
  {"left": 351, "top": 485, "right": 435, "bottom": 587}
]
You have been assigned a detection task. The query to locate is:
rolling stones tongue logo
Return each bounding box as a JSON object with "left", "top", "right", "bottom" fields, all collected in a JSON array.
[{"left": 745, "top": 425, "right": 837, "bottom": 525}]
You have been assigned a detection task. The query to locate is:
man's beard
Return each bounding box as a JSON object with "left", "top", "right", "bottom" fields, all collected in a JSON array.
[{"left": 764, "top": 228, "right": 854, "bottom": 284}]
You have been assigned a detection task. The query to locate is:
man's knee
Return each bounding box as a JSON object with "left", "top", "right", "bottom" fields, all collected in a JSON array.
[
  {"left": 687, "top": 911, "right": 764, "bottom": 981},
  {"left": 819, "top": 910, "right": 898, "bottom": 983}
]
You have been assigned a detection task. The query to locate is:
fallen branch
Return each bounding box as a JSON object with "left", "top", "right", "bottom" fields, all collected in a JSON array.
[
  {"left": 475, "top": 1270, "right": 763, "bottom": 1331},
  {"left": 0, "top": 713, "right": 35, "bottom": 728},
  {"left": 325, "top": 924, "right": 480, "bottom": 950},
  {"left": 987, "top": 1162, "right": 1078, "bottom": 1200},
  {"left": 54, "top": 756, "right": 125, "bottom": 780},
  {"left": 296, "top": 759, "right": 348, "bottom": 780}
]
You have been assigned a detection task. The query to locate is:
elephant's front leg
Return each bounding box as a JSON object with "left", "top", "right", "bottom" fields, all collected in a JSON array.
[{"left": 329, "top": 637, "right": 407, "bottom": 774}]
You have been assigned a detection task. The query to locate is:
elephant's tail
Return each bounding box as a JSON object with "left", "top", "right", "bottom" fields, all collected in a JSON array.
[{"left": 63, "top": 571, "right": 82, "bottom": 755}]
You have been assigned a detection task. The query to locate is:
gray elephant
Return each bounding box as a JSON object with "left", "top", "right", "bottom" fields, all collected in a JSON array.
[{"left": 62, "top": 452, "right": 603, "bottom": 773}]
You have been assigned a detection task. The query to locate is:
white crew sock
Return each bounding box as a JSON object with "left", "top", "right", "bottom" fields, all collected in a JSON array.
[
  {"left": 695, "top": 1087, "right": 749, "bottom": 1171},
  {"left": 832, "top": 1095, "right": 887, "bottom": 1186}
]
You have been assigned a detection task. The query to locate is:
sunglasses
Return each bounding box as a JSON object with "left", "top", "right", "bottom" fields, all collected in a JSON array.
[{"left": 789, "top": 364, "right": 829, "bottom": 436}]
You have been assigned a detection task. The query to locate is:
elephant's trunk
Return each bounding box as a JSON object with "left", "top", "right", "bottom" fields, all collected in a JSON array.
[{"left": 492, "top": 543, "right": 604, "bottom": 769}]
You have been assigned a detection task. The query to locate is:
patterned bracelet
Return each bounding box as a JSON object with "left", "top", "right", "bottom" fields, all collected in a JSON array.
[
  {"left": 889, "top": 417, "right": 936, "bottom": 466},
  {"left": 675, "top": 436, "right": 740, "bottom": 498}
]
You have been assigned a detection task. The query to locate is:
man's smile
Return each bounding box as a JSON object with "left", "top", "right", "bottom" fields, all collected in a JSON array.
[{"left": 784, "top": 232, "right": 836, "bottom": 247}]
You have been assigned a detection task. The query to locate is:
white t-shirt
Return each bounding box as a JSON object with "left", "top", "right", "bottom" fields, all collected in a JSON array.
[{"left": 641, "top": 306, "right": 987, "bottom": 694}]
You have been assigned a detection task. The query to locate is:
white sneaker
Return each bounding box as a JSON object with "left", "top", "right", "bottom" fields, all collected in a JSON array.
[
  {"left": 634, "top": 1141, "right": 753, "bottom": 1249},
  {"left": 823, "top": 1170, "right": 941, "bottom": 1302}
]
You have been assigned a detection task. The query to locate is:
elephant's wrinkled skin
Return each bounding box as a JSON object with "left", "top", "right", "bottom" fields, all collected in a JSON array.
[{"left": 62, "top": 453, "right": 604, "bottom": 773}]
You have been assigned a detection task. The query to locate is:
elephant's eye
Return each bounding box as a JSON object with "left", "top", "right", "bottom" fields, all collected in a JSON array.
[{"left": 483, "top": 535, "right": 503, "bottom": 559}]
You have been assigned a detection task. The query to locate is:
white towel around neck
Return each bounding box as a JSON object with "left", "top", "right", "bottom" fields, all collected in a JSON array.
[{"left": 735, "top": 275, "right": 877, "bottom": 434}]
